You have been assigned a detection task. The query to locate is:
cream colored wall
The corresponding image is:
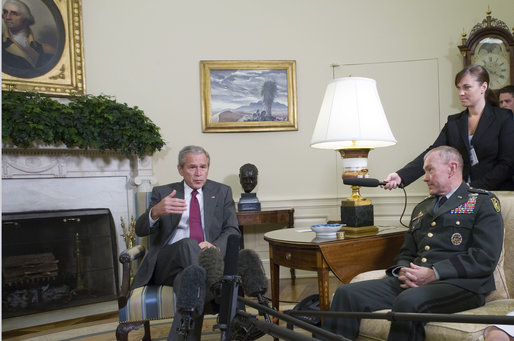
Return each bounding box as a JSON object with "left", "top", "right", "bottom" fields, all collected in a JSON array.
[{"left": 81, "top": 0, "right": 514, "bottom": 224}]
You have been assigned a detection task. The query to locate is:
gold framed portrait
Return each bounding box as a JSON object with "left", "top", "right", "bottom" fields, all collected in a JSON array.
[
  {"left": 2, "top": 0, "right": 85, "bottom": 95},
  {"left": 200, "top": 60, "right": 297, "bottom": 133}
]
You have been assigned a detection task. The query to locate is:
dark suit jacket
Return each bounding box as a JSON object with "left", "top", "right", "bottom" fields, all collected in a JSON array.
[
  {"left": 132, "top": 179, "right": 240, "bottom": 288},
  {"left": 397, "top": 104, "right": 514, "bottom": 190},
  {"left": 387, "top": 182, "right": 504, "bottom": 294}
]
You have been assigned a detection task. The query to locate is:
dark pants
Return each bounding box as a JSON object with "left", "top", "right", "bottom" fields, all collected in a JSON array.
[
  {"left": 152, "top": 238, "right": 203, "bottom": 341},
  {"left": 322, "top": 276, "right": 485, "bottom": 341},
  {"left": 153, "top": 238, "right": 201, "bottom": 286}
]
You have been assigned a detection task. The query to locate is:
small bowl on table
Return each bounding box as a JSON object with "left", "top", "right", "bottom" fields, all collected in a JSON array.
[{"left": 311, "top": 224, "right": 343, "bottom": 239}]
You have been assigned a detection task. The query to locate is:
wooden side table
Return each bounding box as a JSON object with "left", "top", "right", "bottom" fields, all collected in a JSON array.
[
  {"left": 264, "top": 226, "right": 406, "bottom": 312},
  {"left": 236, "top": 208, "right": 295, "bottom": 278},
  {"left": 236, "top": 208, "right": 294, "bottom": 249}
]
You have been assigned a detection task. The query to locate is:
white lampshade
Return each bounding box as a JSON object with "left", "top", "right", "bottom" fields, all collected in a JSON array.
[{"left": 310, "top": 77, "right": 396, "bottom": 149}]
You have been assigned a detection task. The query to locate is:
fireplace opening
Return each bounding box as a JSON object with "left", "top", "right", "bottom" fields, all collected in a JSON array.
[{"left": 2, "top": 209, "right": 119, "bottom": 319}]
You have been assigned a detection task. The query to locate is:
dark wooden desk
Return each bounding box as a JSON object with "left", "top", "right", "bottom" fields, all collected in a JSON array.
[{"left": 264, "top": 226, "right": 406, "bottom": 312}]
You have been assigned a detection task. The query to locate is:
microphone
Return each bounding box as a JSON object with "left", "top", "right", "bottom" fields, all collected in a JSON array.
[
  {"left": 343, "top": 177, "right": 404, "bottom": 188},
  {"left": 238, "top": 249, "right": 268, "bottom": 297},
  {"left": 238, "top": 249, "right": 271, "bottom": 323},
  {"left": 198, "top": 246, "right": 224, "bottom": 303},
  {"left": 176, "top": 264, "right": 206, "bottom": 336},
  {"left": 217, "top": 234, "right": 241, "bottom": 341}
]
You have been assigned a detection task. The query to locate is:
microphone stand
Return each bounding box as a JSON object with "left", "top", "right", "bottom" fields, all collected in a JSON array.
[
  {"left": 177, "top": 311, "right": 194, "bottom": 339},
  {"left": 235, "top": 310, "right": 324, "bottom": 341},
  {"left": 238, "top": 297, "right": 348, "bottom": 341},
  {"left": 255, "top": 292, "right": 271, "bottom": 323},
  {"left": 216, "top": 274, "right": 241, "bottom": 341},
  {"left": 288, "top": 310, "right": 514, "bottom": 325}
]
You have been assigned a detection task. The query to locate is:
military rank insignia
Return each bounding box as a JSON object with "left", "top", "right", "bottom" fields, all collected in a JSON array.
[
  {"left": 412, "top": 211, "right": 423, "bottom": 221},
  {"left": 450, "top": 196, "right": 476, "bottom": 214},
  {"left": 491, "top": 197, "right": 501, "bottom": 213},
  {"left": 451, "top": 233, "right": 463, "bottom": 245}
]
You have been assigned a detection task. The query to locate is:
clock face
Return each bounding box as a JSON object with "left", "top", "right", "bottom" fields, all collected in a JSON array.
[{"left": 472, "top": 38, "right": 511, "bottom": 89}]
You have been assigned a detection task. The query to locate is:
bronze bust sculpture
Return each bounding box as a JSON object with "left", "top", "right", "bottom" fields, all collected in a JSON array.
[
  {"left": 239, "top": 163, "right": 258, "bottom": 193},
  {"left": 238, "top": 163, "right": 260, "bottom": 211}
]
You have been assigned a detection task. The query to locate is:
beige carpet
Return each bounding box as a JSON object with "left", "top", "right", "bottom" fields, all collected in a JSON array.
[
  {"left": 14, "top": 316, "right": 220, "bottom": 341},
  {"left": 4, "top": 306, "right": 314, "bottom": 340}
]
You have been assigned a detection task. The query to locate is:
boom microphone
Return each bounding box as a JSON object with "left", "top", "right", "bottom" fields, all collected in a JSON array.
[
  {"left": 176, "top": 265, "right": 206, "bottom": 315},
  {"left": 176, "top": 265, "right": 206, "bottom": 336},
  {"left": 238, "top": 248, "right": 271, "bottom": 324},
  {"left": 218, "top": 234, "right": 241, "bottom": 341},
  {"left": 238, "top": 249, "right": 268, "bottom": 297},
  {"left": 223, "top": 234, "right": 240, "bottom": 276},
  {"left": 343, "top": 177, "right": 404, "bottom": 188},
  {"left": 198, "top": 247, "right": 224, "bottom": 303}
]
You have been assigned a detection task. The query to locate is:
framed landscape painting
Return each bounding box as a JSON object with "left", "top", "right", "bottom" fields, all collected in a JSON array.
[
  {"left": 2, "top": 0, "right": 85, "bottom": 95},
  {"left": 200, "top": 60, "right": 297, "bottom": 132}
]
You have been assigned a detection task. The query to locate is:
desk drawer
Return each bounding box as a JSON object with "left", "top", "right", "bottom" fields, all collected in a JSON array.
[{"left": 271, "top": 245, "right": 320, "bottom": 271}]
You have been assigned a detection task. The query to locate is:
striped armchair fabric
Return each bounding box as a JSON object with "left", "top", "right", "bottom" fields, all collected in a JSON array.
[
  {"left": 115, "top": 245, "right": 176, "bottom": 341},
  {"left": 118, "top": 285, "right": 175, "bottom": 322}
]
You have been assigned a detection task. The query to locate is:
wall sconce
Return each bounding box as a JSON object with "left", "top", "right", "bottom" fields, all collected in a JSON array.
[{"left": 310, "top": 76, "right": 396, "bottom": 234}]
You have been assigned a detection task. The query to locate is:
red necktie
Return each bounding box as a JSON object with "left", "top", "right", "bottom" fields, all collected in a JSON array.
[{"left": 189, "top": 190, "right": 204, "bottom": 243}]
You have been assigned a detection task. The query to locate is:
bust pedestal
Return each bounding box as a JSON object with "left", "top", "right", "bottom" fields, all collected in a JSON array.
[{"left": 238, "top": 192, "right": 261, "bottom": 211}]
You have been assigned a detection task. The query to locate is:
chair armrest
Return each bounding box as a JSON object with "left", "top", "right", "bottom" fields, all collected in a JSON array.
[
  {"left": 350, "top": 269, "right": 387, "bottom": 283},
  {"left": 119, "top": 245, "right": 146, "bottom": 264},
  {"left": 118, "top": 245, "right": 146, "bottom": 307}
]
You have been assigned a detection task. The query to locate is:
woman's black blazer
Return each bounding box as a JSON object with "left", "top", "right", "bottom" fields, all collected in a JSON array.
[{"left": 397, "top": 103, "right": 514, "bottom": 190}]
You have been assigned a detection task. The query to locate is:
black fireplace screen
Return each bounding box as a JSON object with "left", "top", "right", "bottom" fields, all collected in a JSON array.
[{"left": 2, "top": 208, "right": 119, "bottom": 319}]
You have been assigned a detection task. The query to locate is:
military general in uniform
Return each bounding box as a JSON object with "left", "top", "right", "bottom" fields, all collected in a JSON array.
[{"left": 323, "top": 145, "right": 504, "bottom": 341}]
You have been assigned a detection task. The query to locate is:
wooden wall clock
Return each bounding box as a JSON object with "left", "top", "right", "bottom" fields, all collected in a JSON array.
[{"left": 458, "top": 9, "right": 514, "bottom": 90}]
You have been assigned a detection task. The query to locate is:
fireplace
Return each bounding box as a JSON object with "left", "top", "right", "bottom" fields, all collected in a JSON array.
[
  {"left": 2, "top": 145, "right": 156, "bottom": 320},
  {"left": 2, "top": 209, "right": 118, "bottom": 318}
]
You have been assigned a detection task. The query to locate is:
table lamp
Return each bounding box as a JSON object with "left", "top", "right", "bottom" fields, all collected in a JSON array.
[{"left": 310, "top": 77, "right": 396, "bottom": 234}]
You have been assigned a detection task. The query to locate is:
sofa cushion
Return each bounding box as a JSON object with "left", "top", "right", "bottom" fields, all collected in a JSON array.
[
  {"left": 350, "top": 269, "right": 387, "bottom": 283},
  {"left": 495, "top": 192, "right": 514, "bottom": 296},
  {"left": 485, "top": 245, "right": 509, "bottom": 302},
  {"left": 424, "top": 299, "right": 514, "bottom": 341},
  {"left": 496, "top": 191, "right": 514, "bottom": 295},
  {"left": 357, "top": 300, "right": 514, "bottom": 341}
]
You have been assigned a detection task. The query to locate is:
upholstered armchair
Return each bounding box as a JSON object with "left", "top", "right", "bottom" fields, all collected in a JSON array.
[
  {"left": 116, "top": 244, "right": 175, "bottom": 341},
  {"left": 348, "top": 191, "right": 514, "bottom": 341}
]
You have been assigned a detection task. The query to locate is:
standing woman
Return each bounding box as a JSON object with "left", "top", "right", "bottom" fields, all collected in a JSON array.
[{"left": 384, "top": 65, "right": 514, "bottom": 191}]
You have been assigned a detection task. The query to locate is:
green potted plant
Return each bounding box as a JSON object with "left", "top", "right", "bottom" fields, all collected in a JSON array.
[{"left": 2, "top": 91, "right": 165, "bottom": 158}]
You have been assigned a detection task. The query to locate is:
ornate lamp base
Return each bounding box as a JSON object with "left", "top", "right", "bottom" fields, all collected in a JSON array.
[
  {"left": 337, "top": 148, "right": 379, "bottom": 235},
  {"left": 339, "top": 199, "right": 378, "bottom": 235}
]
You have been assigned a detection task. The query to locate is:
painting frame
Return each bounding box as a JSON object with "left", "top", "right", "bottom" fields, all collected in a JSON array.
[
  {"left": 200, "top": 60, "right": 297, "bottom": 133},
  {"left": 2, "top": 0, "right": 85, "bottom": 96}
]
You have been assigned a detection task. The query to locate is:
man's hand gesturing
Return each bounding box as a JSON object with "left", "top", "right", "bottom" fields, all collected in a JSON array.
[{"left": 150, "top": 190, "right": 187, "bottom": 220}]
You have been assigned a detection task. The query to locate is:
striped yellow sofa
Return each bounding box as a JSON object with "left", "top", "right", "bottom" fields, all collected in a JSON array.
[{"left": 350, "top": 191, "right": 514, "bottom": 341}]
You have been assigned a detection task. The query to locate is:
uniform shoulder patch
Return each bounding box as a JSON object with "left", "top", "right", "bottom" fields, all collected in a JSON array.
[{"left": 491, "top": 197, "right": 501, "bottom": 213}]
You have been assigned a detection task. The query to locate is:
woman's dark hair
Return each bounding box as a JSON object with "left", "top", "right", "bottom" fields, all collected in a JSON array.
[{"left": 455, "top": 65, "right": 498, "bottom": 106}]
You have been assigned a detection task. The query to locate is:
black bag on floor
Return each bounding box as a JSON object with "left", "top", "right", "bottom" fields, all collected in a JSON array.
[{"left": 284, "top": 294, "right": 321, "bottom": 330}]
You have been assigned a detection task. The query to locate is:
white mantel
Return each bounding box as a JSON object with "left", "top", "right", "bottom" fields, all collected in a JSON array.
[{"left": 2, "top": 145, "right": 156, "bottom": 255}]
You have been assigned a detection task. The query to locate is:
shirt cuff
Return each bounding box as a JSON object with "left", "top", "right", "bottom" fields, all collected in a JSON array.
[
  {"left": 432, "top": 266, "right": 440, "bottom": 280},
  {"left": 390, "top": 266, "right": 402, "bottom": 277},
  {"left": 149, "top": 209, "right": 158, "bottom": 226}
]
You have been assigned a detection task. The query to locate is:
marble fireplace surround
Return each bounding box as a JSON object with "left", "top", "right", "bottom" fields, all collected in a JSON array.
[{"left": 2, "top": 145, "right": 156, "bottom": 259}]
